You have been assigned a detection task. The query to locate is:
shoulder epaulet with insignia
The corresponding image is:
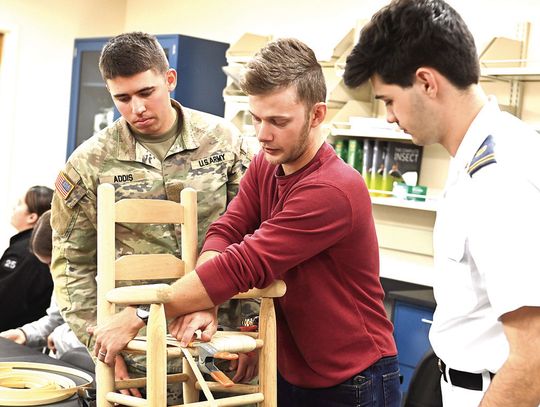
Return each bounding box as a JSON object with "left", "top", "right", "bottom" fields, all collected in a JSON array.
[{"left": 468, "top": 135, "right": 497, "bottom": 177}]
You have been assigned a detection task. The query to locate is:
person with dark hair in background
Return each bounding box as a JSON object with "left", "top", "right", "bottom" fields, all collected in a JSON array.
[
  {"left": 92, "top": 37, "right": 400, "bottom": 407},
  {"left": 344, "top": 0, "right": 540, "bottom": 406},
  {"left": 0, "top": 185, "right": 54, "bottom": 331},
  {"left": 0, "top": 210, "right": 86, "bottom": 361}
]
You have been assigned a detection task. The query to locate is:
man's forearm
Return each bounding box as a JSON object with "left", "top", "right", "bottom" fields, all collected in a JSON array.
[
  {"left": 196, "top": 250, "right": 221, "bottom": 267},
  {"left": 165, "top": 270, "right": 215, "bottom": 318},
  {"left": 481, "top": 306, "right": 540, "bottom": 406},
  {"left": 480, "top": 358, "right": 540, "bottom": 406}
]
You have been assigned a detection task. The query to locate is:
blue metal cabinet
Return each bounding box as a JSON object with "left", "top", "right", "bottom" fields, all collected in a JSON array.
[
  {"left": 66, "top": 38, "right": 112, "bottom": 159},
  {"left": 167, "top": 35, "right": 228, "bottom": 118},
  {"left": 66, "top": 35, "right": 228, "bottom": 158},
  {"left": 389, "top": 289, "right": 436, "bottom": 395}
]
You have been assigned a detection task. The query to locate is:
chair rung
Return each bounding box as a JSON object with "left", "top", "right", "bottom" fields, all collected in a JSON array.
[
  {"left": 125, "top": 336, "right": 264, "bottom": 355},
  {"left": 214, "top": 331, "right": 258, "bottom": 339},
  {"left": 106, "top": 391, "right": 148, "bottom": 406},
  {"left": 195, "top": 381, "right": 259, "bottom": 394},
  {"left": 115, "top": 373, "right": 189, "bottom": 390},
  {"left": 106, "top": 284, "right": 172, "bottom": 304},
  {"left": 172, "top": 393, "right": 264, "bottom": 406},
  {"left": 126, "top": 339, "right": 187, "bottom": 353}
]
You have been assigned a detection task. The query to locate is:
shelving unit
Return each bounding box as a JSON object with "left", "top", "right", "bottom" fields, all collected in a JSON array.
[
  {"left": 380, "top": 249, "right": 434, "bottom": 287},
  {"left": 480, "top": 63, "right": 540, "bottom": 130},
  {"left": 478, "top": 23, "right": 536, "bottom": 120},
  {"left": 370, "top": 196, "right": 438, "bottom": 212},
  {"left": 222, "top": 33, "right": 272, "bottom": 138},
  {"left": 481, "top": 66, "right": 540, "bottom": 81},
  {"left": 330, "top": 122, "right": 412, "bottom": 141}
]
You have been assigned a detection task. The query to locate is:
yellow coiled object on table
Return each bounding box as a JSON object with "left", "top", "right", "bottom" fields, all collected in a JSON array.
[{"left": 0, "top": 362, "right": 93, "bottom": 406}]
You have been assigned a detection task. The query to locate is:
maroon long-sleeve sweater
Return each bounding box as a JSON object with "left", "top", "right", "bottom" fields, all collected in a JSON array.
[{"left": 196, "top": 142, "right": 397, "bottom": 388}]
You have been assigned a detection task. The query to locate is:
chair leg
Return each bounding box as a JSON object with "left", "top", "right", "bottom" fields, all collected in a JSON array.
[
  {"left": 96, "top": 359, "right": 115, "bottom": 407},
  {"left": 182, "top": 357, "right": 200, "bottom": 403},
  {"left": 147, "top": 304, "right": 168, "bottom": 406},
  {"left": 96, "top": 183, "right": 117, "bottom": 407},
  {"left": 258, "top": 298, "right": 277, "bottom": 407}
]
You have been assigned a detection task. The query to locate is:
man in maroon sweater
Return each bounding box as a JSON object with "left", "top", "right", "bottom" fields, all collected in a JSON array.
[{"left": 94, "top": 38, "right": 399, "bottom": 406}]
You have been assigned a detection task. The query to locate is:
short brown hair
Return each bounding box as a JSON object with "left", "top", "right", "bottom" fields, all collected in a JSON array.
[
  {"left": 25, "top": 185, "right": 53, "bottom": 217},
  {"left": 240, "top": 38, "right": 326, "bottom": 110},
  {"left": 30, "top": 210, "right": 52, "bottom": 260},
  {"left": 99, "top": 32, "right": 169, "bottom": 80}
]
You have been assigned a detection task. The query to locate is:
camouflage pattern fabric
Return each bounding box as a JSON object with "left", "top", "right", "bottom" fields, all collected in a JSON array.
[{"left": 51, "top": 100, "right": 256, "bottom": 357}]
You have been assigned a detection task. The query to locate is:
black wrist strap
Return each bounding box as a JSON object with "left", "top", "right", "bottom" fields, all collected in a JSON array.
[{"left": 136, "top": 305, "right": 151, "bottom": 325}]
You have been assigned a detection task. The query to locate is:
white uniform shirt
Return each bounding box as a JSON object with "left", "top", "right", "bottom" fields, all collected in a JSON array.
[{"left": 430, "top": 97, "right": 540, "bottom": 374}]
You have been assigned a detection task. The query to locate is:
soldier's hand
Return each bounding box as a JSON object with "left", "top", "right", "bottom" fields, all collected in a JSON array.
[
  {"left": 230, "top": 352, "right": 259, "bottom": 383},
  {"left": 168, "top": 308, "right": 218, "bottom": 347},
  {"left": 0, "top": 329, "right": 26, "bottom": 345},
  {"left": 90, "top": 306, "right": 144, "bottom": 366}
]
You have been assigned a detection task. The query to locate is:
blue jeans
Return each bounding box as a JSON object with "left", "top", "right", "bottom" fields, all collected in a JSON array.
[{"left": 277, "top": 356, "right": 401, "bottom": 407}]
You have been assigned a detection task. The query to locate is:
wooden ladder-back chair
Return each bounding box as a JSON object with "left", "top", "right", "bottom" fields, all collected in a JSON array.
[{"left": 96, "top": 183, "right": 286, "bottom": 407}]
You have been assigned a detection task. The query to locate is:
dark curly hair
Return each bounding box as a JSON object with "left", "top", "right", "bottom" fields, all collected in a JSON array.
[{"left": 344, "top": 0, "right": 479, "bottom": 89}]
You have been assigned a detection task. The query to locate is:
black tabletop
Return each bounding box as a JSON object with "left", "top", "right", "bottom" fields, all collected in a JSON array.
[{"left": 0, "top": 337, "right": 94, "bottom": 406}]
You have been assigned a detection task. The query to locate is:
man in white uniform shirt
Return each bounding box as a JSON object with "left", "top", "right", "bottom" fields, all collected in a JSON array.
[{"left": 343, "top": 0, "right": 540, "bottom": 406}]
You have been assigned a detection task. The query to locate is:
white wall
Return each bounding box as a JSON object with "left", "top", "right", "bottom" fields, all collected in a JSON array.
[
  {"left": 0, "top": 0, "right": 126, "bottom": 246},
  {"left": 123, "top": 0, "right": 540, "bottom": 61},
  {"left": 123, "top": 0, "right": 385, "bottom": 60},
  {"left": 1, "top": 0, "right": 539, "bottom": 248}
]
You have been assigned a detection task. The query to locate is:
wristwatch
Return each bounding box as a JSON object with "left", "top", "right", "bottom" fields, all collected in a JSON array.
[{"left": 136, "top": 305, "right": 151, "bottom": 325}]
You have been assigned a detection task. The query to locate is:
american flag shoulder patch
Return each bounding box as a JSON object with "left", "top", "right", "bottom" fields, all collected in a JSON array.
[{"left": 55, "top": 171, "right": 75, "bottom": 199}]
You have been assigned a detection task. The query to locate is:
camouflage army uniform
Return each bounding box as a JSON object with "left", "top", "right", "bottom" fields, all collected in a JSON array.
[{"left": 51, "top": 100, "right": 257, "bottom": 374}]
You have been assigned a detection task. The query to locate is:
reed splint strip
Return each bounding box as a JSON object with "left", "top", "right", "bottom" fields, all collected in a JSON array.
[{"left": 0, "top": 361, "right": 93, "bottom": 406}]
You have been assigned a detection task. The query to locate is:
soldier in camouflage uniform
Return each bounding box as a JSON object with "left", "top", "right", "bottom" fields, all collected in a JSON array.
[{"left": 51, "top": 32, "right": 257, "bottom": 399}]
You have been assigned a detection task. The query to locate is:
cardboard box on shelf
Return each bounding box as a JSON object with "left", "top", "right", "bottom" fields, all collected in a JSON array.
[{"left": 226, "top": 33, "right": 272, "bottom": 63}]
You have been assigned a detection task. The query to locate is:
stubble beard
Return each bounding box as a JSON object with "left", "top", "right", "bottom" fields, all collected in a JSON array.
[{"left": 266, "top": 117, "right": 311, "bottom": 167}]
